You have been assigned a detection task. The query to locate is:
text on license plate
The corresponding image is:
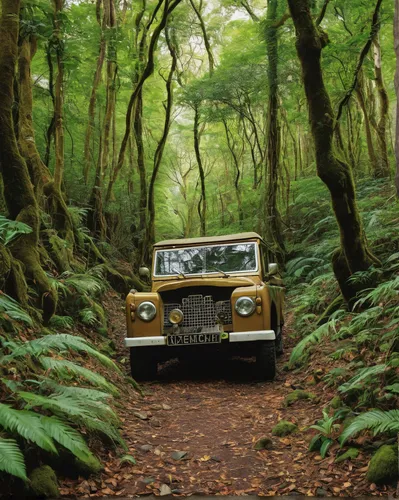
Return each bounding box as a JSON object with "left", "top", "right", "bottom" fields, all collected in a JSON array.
[{"left": 167, "top": 333, "right": 221, "bottom": 346}]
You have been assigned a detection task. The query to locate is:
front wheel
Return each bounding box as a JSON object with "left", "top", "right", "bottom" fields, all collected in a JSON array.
[
  {"left": 256, "top": 341, "right": 276, "bottom": 381},
  {"left": 275, "top": 326, "right": 284, "bottom": 356},
  {"left": 130, "top": 347, "right": 158, "bottom": 381}
]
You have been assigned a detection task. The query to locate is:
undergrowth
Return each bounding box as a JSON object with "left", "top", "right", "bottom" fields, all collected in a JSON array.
[{"left": 286, "top": 178, "right": 399, "bottom": 467}]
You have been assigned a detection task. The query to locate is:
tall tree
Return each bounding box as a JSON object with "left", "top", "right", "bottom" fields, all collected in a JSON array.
[
  {"left": 395, "top": 0, "right": 399, "bottom": 196},
  {"left": 0, "top": 0, "right": 57, "bottom": 320},
  {"left": 287, "top": 0, "right": 380, "bottom": 302}
]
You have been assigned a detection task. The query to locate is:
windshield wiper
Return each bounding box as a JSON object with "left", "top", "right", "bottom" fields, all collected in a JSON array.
[
  {"left": 207, "top": 266, "right": 229, "bottom": 278},
  {"left": 171, "top": 267, "right": 186, "bottom": 278}
]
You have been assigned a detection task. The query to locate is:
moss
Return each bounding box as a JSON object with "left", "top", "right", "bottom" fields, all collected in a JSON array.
[
  {"left": 367, "top": 445, "right": 398, "bottom": 484},
  {"left": 254, "top": 437, "right": 273, "bottom": 450},
  {"left": 284, "top": 390, "right": 316, "bottom": 407},
  {"left": 329, "top": 396, "right": 342, "bottom": 409},
  {"left": 48, "top": 233, "right": 72, "bottom": 273},
  {"left": 74, "top": 454, "right": 102, "bottom": 476},
  {"left": 29, "top": 465, "right": 60, "bottom": 498},
  {"left": 335, "top": 447, "right": 359, "bottom": 463},
  {"left": 272, "top": 420, "right": 298, "bottom": 437}
]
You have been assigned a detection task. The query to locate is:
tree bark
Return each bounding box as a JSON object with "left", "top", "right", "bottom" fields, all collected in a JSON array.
[
  {"left": 83, "top": 0, "right": 106, "bottom": 184},
  {"left": 0, "top": 0, "right": 57, "bottom": 321},
  {"left": 287, "top": 0, "right": 380, "bottom": 302},
  {"left": 265, "top": 0, "right": 285, "bottom": 263},
  {"left": 395, "top": 0, "right": 399, "bottom": 196},
  {"left": 53, "top": 0, "right": 65, "bottom": 192},
  {"left": 189, "top": 0, "right": 215, "bottom": 75},
  {"left": 193, "top": 104, "right": 206, "bottom": 236},
  {"left": 373, "top": 36, "right": 390, "bottom": 178}
]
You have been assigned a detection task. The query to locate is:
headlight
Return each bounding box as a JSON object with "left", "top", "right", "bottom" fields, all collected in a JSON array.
[
  {"left": 137, "top": 301, "right": 157, "bottom": 322},
  {"left": 169, "top": 308, "right": 184, "bottom": 324},
  {"left": 235, "top": 296, "right": 255, "bottom": 317}
]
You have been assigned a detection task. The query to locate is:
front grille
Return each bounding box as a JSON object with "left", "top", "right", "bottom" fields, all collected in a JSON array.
[{"left": 163, "top": 294, "right": 232, "bottom": 329}]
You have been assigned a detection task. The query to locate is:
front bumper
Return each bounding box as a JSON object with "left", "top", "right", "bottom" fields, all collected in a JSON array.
[{"left": 124, "top": 330, "right": 275, "bottom": 347}]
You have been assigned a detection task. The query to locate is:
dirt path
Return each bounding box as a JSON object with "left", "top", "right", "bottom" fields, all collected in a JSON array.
[{"left": 60, "top": 293, "right": 394, "bottom": 497}]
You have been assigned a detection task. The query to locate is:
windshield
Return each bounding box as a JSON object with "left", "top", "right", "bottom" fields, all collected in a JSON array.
[{"left": 154, "top": 242, "right": 258, "bottom": 277}]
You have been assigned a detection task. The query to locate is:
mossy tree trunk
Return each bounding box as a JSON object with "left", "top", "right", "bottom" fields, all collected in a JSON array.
[
  {"left": 193, "top": 104, "right": 207, "bottom": 236},
  {"left": 287, "top": 0, "right": 380, "bottom": 302},
  {"left": 395, "top": 0, "right": 399, "bottom": 197},
  {"left": 0, "top": 0, "right": 57, "bottom": 322},
  {"left": 265, "top": 0, "right": 285, "bottom": 264}
]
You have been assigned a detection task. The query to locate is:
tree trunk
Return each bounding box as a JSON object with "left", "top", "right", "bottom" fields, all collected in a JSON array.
[
  {"left": 223, "top": 120, "right": 244, "bottom": 227},
  {"left": 395, "top": 0, "right": 399, "bottom": 196},
  {"left": 134, "top": 90, "right": 147, "bottom": 266},
  {"left": 83, "top": 0, "right": 106, "bottom": 184},
  {"left": 287, "top": 0, "right": 380, "bottom": 302},
  {"left": 373, "top": 36, "right": 390, "bottom": 178},
  {"left": 265, "top": 0, "right": 285, "bottom": 263},
  {"left": 0, "top": 0, "right": 57, "bottom": 321},
  {"left": 193, "top": 104, "right": 206, "bottom": 236},
  {"left": 146, "top": 24, "right": 177, "bottom": 257},
  {"left": 17, "top": 36, "right": 52, "bottom": 199},
  {"left": 355, "top": 69, "right": 379, "bottom": 175},
  {"left": 53, "top": 0, "right": 65, "bottom": 192},
  {"left": 188, "top": 0, "right": 215, "bottom": 75}
]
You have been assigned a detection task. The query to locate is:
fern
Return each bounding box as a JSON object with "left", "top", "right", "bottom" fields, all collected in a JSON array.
[
  {"left": 0, "top": 292, "right": 33, "bottom": 326},
  {"left": 338, "top": 364, "right": 387, "bottom": 394},
  {"left": 39, "top": 357, "right": 119, "bottom": 395},
  {"left": 40, "top": 416, "right": 97, "bottom": 464},
  {"left": 79, "top": 307, "right": 98, "bottom": 326},
  {"left": 49, "top": 315, "right": 74, "bottom": 329},
  {"left": 0, "top": 215, "right": 32, "bottom": 246},
  {"left": 0, "top": 403, "right": 56, "bottom": 453},
  {"left": 289, "top": 322, "right": 330, "bottom": 366},
  {"left": 0, "top": 437, "right": 27, "bottom": 481},
  {"left": 340, "top": 409, "right": 399, "bottom": 443},
  {"left": 2, "top": 333, "right": 120, "bottom": 373}
]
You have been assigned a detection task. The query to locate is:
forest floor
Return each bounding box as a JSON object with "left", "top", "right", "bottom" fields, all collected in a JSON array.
[{"left": 59, "top": 292, "right": 396, "bottom": 498}]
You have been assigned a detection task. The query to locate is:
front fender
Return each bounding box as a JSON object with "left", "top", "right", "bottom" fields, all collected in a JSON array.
[{"left": 126, "top": 291, "right": 163, "bottom": 337}]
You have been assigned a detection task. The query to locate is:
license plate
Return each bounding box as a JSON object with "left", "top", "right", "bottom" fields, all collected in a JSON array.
[{"left": 167, "top": 333, "right": 221, "bottom": 346}]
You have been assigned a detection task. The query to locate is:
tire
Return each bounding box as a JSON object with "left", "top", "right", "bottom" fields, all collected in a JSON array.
[
  {"left": 275, "top": 326, "right": 284, "bottom": 356},
  {"left": 256, "top": 340, "right": 276, "bottom": 381},
  {"left": 130, "top": 347, "right": 157, "bottom": 381}
]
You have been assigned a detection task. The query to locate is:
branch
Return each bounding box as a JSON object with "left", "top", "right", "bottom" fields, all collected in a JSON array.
[
  {"left": 335, "top": 0, "right": 383, "bottom": 123},
  {"left": 316, "top": 0, "right": 330, "bottom": 26}
]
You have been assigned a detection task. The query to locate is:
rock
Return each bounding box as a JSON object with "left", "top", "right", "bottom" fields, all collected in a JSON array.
[
  {"left": 29, "top": 465, "right": 60, "bottom": 498},
  {"left": 367, "top": 445, "right": 398, "bottom": 484},
  {"left": 329, "top": 396, "right": 342, "bottom": 409},
  {"left": 254, "top": 437, "right": 273, "bottom": 450},
  {"left": 140, "top": 444, "right": 153, "bottom": 452},
  {"left": 134, "top": 411, "right": 149, "bottom": 420},
  {"left": 335, "top": 447, "right": 359, "bottom": 463},
  {"left": 283, "top": 390, "right": 316, "bottom": 407},
  {"left": 272, "top": 420, "right": 298, "bottom": 437},
  {"left": 151, "top": 418, "right": 161, "bottom": 427},
  {"left": 160, "top": 484, "right": 172, "bottom": 496},
  {"left": 74, "top": 455, "right": 102, "bottom": 476},
  {"left": 316, "top": 487, "right": 328, "bottom": 497},
  {"left": 162, "top": 403, "right": 172, "bottom": 410},
  {"left": 171, "top": 450, "right": 188, "bottom": 460}
]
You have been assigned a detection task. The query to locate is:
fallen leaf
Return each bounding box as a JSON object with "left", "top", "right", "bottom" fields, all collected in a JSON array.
[
  {"left": 171, "top": 451, "right": 188, "bottom": 461},
  {"left": 160, "top": 484, "right": 172, "bottom": 496}
]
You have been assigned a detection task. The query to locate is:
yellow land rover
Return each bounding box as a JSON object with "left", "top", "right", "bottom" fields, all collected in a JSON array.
[{"left": 125, "top": 233, "right": 284, "bottom": 380}]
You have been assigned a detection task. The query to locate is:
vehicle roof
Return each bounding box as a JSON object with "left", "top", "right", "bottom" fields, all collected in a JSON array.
[{"left": 154, "top": 232, "right": 265, "bottom": 248}]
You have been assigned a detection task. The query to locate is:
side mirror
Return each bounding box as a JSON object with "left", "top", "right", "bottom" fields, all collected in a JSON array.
[
  {"left": 139, "top": 266, "right": 150, "bottom": 279},
  {"left": 268, "top": 263, "right": 279, "bottom": 276}
]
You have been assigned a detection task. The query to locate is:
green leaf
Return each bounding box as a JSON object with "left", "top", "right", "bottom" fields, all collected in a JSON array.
[
  {"left": 0, "top": 437, "right": 28, "bottom": 481},
  {"left": 320, "top": 438, "right": 333, "bottom": 458}
]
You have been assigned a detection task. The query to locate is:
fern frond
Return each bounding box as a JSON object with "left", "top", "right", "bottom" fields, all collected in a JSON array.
[
  {"left": 338, "top": 364, "right": 387, "bottom": 393},
  {"left": 0, "top": 437, "right": 27, "bottom": 481},
  {"left": 39, "top": 357, "right": 119, "bottom": 395},
  {"left": 40, "top": 416, "right": 97, "bottom": 464},
  {"left": 289, "top": 322, "right": 330, "bottom": 366},
  {"left": 340, "top": 409, "right": 399, "bottom": 443},
  {"left": 0, "top": 403, "right": 56, "bottom": 453},
  {"left": 0, "top": 292, "right": 33, "bottom": 326},
  {"left": 3, "top": 334, "right": 120, "bottom": 373}
]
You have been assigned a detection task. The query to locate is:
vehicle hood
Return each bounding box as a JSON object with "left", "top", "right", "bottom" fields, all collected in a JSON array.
[{"left": 152, "top": 275, "right": 261, "bottom": 293}]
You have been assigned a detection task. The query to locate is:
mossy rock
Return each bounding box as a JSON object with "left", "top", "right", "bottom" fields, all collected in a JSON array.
[
  {"left": 335, "top": 447, "right": 359, "bottom": 463},
  {"left": 74, "top": 455, "right": 102, "bottom": 477},
  {"left": 284, "top": 390, "right": 316, "bottom": 407},
  {"left": 254, "top": 437, "right": 273, "bottom": 450},
  {"left": 329, "top": 396, "right": 342, "bottom": 409},
  {"left": 367, "top": 445, "right": 398, "bottom": 484},
  {"left": 29, "top": 465, "right": 60, "bottom": 498},
  {"left": 272, "top": 420, "right": 298, "bottom": 437}
]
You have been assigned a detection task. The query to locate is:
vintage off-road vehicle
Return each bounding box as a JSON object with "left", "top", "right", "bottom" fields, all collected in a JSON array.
[{"left": 125, "top": 233, "right": 284, "bottom": 380}]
